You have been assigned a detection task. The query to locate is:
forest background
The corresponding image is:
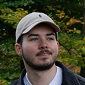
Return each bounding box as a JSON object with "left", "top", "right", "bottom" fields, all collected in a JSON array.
[{"left": 0, "top": 0, "right": 85, "bottom": 85}]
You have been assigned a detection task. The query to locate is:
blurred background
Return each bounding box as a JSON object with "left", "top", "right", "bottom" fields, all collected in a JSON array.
[{"left": 0, "top": 0, "right": 85, "bottom": 84}]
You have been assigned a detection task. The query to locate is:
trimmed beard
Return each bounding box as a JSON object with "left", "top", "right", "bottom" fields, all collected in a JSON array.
[{"left": 22, "top": 49, "right": 57, "bottom": 71}]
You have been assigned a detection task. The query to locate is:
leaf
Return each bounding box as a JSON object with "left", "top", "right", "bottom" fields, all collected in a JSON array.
[
  {"left": 82, "top": 47, "right": 85, "bottom": 55},
  {"left": 83, "top": 37, "right": 85, "bottom": 41},
  {"left": 74, "top": 28, "right": 76, "bottom": 32},
  {"left": 76, "top": 30, "right": 81, "bottom": 34},
  {"left": 65, "top": 15, "right": 70, "bottom": 18},
  {"left": 59, "top": 11, "right": 65, "bottom": 19},
  {"left": 57, "top": 10, "right": 61, "bottom": 12}
]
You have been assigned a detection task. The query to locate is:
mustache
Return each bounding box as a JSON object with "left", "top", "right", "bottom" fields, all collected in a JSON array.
[{"left": 36, "top": 50, "right": 52, "bottom": 56}]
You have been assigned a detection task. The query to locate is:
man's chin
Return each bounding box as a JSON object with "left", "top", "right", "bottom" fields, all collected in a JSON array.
[{"left": 27, "top": 61, "right": 55, "bottom": 71}]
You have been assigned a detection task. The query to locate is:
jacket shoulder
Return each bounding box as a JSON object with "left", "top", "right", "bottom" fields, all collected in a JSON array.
[
  {"left": 10, "top": 80, "right": 18, "bottom": 85},
  {"left": 10, "top": 68, "right": 26, "bottom": 85},
  {"left": 76, "top": 74, "right": 85, "bottom": 84}
]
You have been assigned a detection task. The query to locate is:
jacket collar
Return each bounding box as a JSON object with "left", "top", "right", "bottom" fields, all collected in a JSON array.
[
  {"left": 55, "top": 61, "right": 80, "bottom": 85},
  {"left": 17, "top": 68, "right": 26, "bottom": 85}
]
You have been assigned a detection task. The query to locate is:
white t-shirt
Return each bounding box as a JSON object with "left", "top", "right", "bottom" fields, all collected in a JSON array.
[{"left": 23, "top": 66, "right": 62, "bottom": 85}]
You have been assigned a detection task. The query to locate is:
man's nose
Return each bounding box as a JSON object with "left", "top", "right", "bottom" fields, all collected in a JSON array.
[{"left": 38, "top": 39, "right": 48, "bottom": 49}]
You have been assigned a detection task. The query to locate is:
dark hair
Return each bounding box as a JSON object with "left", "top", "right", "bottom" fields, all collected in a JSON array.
[{"left": 17, "top": 35, "right": 23, "bottom": 46}]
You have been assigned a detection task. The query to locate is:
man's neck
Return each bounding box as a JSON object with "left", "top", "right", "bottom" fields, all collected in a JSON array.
[{"left": 26, "top": 64, "right": 57, "bottom": 85}]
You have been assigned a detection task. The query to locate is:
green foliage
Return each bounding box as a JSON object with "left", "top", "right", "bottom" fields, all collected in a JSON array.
[
  {"left": 58, "top": 31, "right": 85, "bottom": 67},
  {"left": 0, "top": 7, "right": 28, "bottom": 29},
  {"left": 0, "top": 0, "right": 34, "bottom": 8},
  {"left": 0, "top": 68, "right": 21, "bottom": 85}
]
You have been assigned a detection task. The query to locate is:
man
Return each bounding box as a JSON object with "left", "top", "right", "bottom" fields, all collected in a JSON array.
[{"left": 10, "top": 12, "right": 85, "bottom": 85}]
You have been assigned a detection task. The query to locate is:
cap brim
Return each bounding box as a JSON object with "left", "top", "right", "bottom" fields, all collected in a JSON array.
[{"left": 22, "top": 21, "right": 60, "bottom": 34}]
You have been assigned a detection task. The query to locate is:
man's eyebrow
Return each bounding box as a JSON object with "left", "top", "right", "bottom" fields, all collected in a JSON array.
[
  {"left": 46, "top": 33, "right": 55, "bottom": 36},
  {"left": 27, "top": 34, "right": 39, "bottom": 37},
  {"left": 27, "top": 33, "right": 55, "bottom": 37}
]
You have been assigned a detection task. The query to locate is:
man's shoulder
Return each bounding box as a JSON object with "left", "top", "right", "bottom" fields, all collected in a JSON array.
[
  {"left": 55, "top": 61, "right": 85, "bottom": 84},
  {"left": 76, "top": 74, "right": 85, "bottom": 84},
  {"left": 10, "top": 68, "right": 26, "bottom": 85},
  {"left": 10, "top": 80, "right": 18, "bottom": 85}
]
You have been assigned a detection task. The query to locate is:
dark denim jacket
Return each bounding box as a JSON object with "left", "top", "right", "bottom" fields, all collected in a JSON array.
[{"left": 10, "top": 61, "right": 85, "bottom": 85}]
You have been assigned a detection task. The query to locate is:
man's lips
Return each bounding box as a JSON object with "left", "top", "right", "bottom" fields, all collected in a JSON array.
[{"left": 36, "top": 50, "right": 52, "bottom": 56}]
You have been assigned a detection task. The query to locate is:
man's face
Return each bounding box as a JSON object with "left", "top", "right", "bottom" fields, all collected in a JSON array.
[{"left": 18, "top": 23, "right": 59, "bottom": 71}]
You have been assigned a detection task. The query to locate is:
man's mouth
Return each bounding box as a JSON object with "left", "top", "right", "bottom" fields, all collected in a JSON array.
[
  {"left": 41, "top": 54, "right": 48, "bottom": 55},
  {"left": 36, "top": 50, "right": 52, "bottom": 56}
]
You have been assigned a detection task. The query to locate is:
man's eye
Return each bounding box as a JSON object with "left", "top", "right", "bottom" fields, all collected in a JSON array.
[
  {"left": 30, "top": 38, "right": 38, "bottom": 41},
  {"left": 47, "top": 38, "right": 54, "bottom": 40}
]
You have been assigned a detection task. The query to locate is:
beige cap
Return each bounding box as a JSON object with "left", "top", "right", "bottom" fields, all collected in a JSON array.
[{"left": 16, "top": 12, "right": 60, "bottom": 42}]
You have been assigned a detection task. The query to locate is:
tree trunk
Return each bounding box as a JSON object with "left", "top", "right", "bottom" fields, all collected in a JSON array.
[
  {"left": 80, "top": 67, "right": 85, "bottom": 78},
  {"left": 83, "top": 0, "right": 85, "bottom": 36},
  {"left": 80, "top": 0, "right": 85, "bottom": 78},
  {"left": 80, "top": 54, "right": 85, "bottom": 78}
]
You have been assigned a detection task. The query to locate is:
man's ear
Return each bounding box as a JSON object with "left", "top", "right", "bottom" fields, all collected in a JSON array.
[{"left": 15, "top": 43, "right": 22, "bottom": 56}]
